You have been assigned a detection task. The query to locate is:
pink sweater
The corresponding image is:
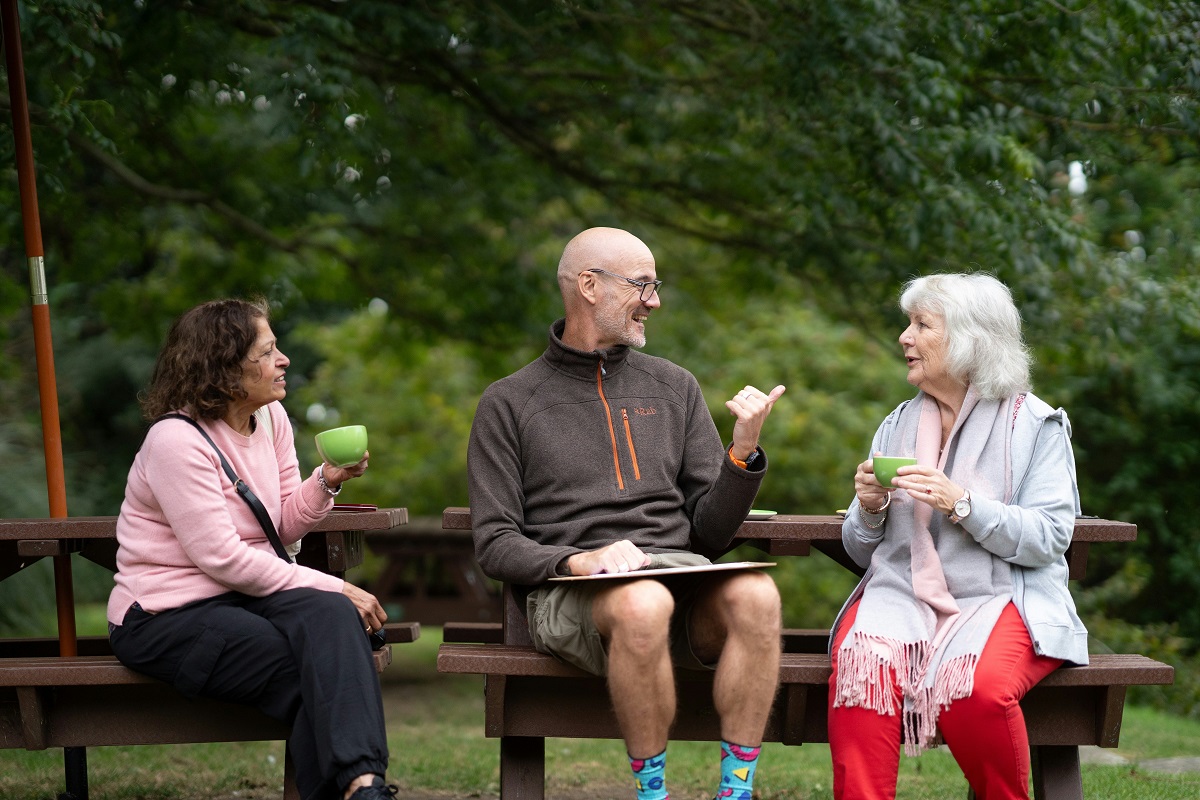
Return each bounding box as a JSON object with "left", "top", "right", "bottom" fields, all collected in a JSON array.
[{"left": 107, "top": 402, "right": 343, "bottom": 625}]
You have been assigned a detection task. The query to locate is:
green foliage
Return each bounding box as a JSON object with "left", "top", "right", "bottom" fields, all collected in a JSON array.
[
  {"left": 2, "top": 0, "right": 1200, "bottom": 647},
  {"left": 289, "top": 305, "right": 537, "bottom": 516}
]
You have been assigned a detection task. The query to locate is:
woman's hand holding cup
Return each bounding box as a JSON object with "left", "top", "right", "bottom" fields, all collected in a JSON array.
[
  {"left": 322, "top": 452, "right": 369, "bottom": 488},
  {"left": 315, "top": 425, "right": 370, "bottom": 489},
  {"left": 854, "top": 452, "right": 892, "bottom": 513}
]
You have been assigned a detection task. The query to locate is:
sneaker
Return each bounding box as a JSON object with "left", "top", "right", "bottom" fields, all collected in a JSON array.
[{"left": 347, "top": 776, "right": 398, "bottom": 800}]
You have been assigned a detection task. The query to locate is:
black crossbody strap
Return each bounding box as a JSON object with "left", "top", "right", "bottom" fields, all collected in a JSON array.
[{"left": 157, "top": 414, "right": 293, "bottom": 563}]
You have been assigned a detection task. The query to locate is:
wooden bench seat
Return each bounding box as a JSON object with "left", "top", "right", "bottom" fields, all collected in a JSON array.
[
  {"left": 437, "top": 642, "right": 1173, "bottom": 800},
  {"left": 0, "top": 625, "right": 413, "bottom": 750},
  {"left": 0, "top": 624, "right": 416, "bottom": 800}
]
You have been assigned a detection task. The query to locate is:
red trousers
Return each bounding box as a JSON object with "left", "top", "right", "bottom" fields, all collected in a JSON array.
[{"left": 828, "top": 600, "right": 1062, "bottom": 800}]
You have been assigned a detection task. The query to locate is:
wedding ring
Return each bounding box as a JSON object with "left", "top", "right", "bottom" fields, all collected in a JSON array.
[{"left": 925, "top": 487, "right": 933, "bottom": 494}]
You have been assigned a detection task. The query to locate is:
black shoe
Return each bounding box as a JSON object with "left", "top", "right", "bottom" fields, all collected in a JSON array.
[{"left": 348, "top": 776, "right": 398, "bottom": 800}]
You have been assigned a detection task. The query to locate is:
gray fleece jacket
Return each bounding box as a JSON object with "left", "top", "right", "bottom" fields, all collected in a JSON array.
[
  {"left": 840, "top": 391, "right": 1089, "bottom": 666},
  {"left": 468, "top": 320, "right": 766, "bottom": 591}
]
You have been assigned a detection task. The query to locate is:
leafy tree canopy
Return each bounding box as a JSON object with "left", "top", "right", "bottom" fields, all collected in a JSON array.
[{"left": 2, "top": 0, "right": 1199, "bottom": 642}]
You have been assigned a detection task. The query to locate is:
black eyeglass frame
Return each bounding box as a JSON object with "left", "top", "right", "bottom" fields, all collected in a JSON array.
[{"left": 582, "top": 268, "right": 663, "bottom": 302}]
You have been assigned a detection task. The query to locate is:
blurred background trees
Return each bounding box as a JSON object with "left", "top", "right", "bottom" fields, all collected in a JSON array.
[{"left": 2, "top": 0, "right": 1199, "bottom": 704}]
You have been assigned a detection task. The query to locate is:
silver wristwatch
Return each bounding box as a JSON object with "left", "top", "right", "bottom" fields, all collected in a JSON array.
[
  {"left": 317, "top": 469, "right": 343, "bottom": 497},
  {"left": 949, "top": 489, "right": 972, "bottom": 524}
]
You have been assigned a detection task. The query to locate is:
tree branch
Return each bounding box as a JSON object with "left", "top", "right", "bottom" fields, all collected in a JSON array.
[{"left": 63, "top": 130, "right": 358, "bottom": 266}]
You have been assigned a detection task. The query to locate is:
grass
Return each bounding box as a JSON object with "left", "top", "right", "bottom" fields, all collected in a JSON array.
[{"left": 1, "top": 628, "right": 1198, "bottom": 799}]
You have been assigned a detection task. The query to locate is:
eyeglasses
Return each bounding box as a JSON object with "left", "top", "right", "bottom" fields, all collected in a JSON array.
[{"left": 582, "top": 268, "right": 663, "bottom": 302}]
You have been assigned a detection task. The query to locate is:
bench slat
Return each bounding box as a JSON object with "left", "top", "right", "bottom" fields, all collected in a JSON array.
[
  {"left": 442, "top": 622, "right": 504, "bottom": 644},
  {"left": 0, "top": 648, "right": 397, "bottom": 689},
  {"left": 1041, "top": 654, "right": 1173, "bottom": 687},
  {"left": 382, "top": 621, "right": 421, "bottom": 644},
  {"left": 438, "top": 645, "right": 1172, "bottom": 689}
]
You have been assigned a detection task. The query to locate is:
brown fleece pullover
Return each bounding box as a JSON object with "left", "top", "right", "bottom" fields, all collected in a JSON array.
[{"left": 467, "top": 319, "right": 766, "bottom": 591}]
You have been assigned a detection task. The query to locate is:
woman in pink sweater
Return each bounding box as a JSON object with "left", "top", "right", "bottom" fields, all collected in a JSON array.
[{"left": 107, "top": 298, "right": 393, "bottom": 800}]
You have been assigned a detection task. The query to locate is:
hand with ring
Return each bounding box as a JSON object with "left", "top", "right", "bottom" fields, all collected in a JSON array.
[{"left": 888, "top": 463, "right": 963, "bottom": 515}]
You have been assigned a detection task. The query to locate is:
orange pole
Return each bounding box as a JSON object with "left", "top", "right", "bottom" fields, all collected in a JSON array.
[{"left": 2, "top": 0, "right": 77, "bottom": 656}]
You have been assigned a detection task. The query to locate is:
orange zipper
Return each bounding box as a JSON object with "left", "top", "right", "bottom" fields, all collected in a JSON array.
[
  {"left": 596, "top": 364, "right": 625, "bottom": 490},
  {"left": 621, "top": 408, "right": 641, "bottom": 481}
]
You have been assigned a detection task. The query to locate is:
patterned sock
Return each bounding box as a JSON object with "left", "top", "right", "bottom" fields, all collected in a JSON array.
[
  {"left": 716, "top": 740, "right": 761, "bottom": 800},
  {"left": 629, "top": 748, "right": 669, "bottom": 800}
]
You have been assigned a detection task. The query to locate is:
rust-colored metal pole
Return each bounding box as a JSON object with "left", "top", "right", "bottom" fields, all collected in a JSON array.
[{"left": 1, "top": 0, "right": 78, "bottom": 657}]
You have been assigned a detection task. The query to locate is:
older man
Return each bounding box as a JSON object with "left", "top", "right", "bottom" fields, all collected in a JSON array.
[{"left": 467, "top": 227, "right": 785, "bottom": 800}]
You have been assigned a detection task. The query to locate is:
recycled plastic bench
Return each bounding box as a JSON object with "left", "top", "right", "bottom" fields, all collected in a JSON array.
[
  {"left": 0, "top": 508, "right": 413, "bottom": 800},
  {"left": 435, "top": 507, "right": 1176, "bottom": 800}
]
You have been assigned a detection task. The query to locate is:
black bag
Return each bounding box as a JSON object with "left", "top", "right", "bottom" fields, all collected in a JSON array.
[{"left": 158, "top": 413, "right": 387, "bottom": 650}]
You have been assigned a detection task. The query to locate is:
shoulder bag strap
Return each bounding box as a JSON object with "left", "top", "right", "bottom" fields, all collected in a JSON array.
[{"left": 156, "top": 413, "right": 293, "bottom": 563}]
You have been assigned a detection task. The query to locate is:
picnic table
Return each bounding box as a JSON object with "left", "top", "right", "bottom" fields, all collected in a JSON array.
[
  {"left": 437, "top": 507, "right": 1173, "bottom": 800},
  {"left": 440, "top": 507, "right": 1135, "bottom": 579},
  {"left": 365, "top": 516, "right": 501, "bottom": 625},
  {"left": 0, "top": 506, "right": 412, "bottom": 800}
]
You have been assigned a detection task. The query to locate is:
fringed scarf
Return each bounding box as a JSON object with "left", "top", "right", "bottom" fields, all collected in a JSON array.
[{"left": 833, "top": 387, "right": 1020, "bottom": 754}]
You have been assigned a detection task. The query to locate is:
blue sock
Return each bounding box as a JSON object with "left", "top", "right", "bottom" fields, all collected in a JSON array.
[
  {"left": 716, "top": 740, "right": 761, "bottom": 800},
  {"left": 629, "top": 748, "right": 669, "bottom": 800}
]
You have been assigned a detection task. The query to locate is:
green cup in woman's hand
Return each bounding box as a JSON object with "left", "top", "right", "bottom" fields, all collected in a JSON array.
[
  {"left": 315, "top": 425, "right": 368, "bottom": 467},
  {"left": 872, "top": 456, "right": 916, "bottom": 487}
]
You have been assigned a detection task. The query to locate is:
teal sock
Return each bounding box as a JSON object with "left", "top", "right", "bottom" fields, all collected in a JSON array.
[
  {"left": 717, "top": 740, "right": 761, "bottom": 800},
  {"left": 629, "top": 749, "right": 669, "bottom": 800}
]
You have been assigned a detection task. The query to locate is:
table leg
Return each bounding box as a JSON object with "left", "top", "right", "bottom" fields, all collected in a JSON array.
[
  {"left": 500, "top": 736, "right": 545, "bottom": 800},
  {"left": 59, "top": 746, "right": 88, "bottom": 800},
  {"left": 1031, "top": 745, "right": 1083, "bottom": 800}
]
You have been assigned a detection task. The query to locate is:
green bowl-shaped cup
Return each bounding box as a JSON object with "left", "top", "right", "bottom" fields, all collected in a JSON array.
[
  {"left": 315, "top": 425, "right": 368, "bottom": 468},
  {"left": 872, "top": 456, "right": 917, "bottom": 487}
]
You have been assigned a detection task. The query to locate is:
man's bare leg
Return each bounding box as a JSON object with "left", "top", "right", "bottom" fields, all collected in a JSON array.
[
  {"left": 592, "top": 578, "right": 678, "bottom": 757},
  {"left": 690, "top": 570, "right": 782, "bottom": 743}
]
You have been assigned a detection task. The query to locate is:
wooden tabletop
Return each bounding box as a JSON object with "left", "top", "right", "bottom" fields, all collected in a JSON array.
[
  {"left": 0, "top": 507, "right": 408, "bottom": 541},
  {"left": 0, "top": 508, "right": 409, "bottom": 581},
  {"left": 440, "top": 506, "right": 1135, "bottom": 579},
  {"left": 441, "top": 507, "right": 1135, "bottom": 542}
]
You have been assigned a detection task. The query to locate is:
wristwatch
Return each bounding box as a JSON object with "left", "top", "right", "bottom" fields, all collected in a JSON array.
[{"left": 949, "top": 490, "right": 972, "bottom": 524}]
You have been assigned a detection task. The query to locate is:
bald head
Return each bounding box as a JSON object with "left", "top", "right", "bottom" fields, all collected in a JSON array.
[
  {"left": 557, "top": 227, "right": 655, "bottom": 299},
  {"left": 556, "top": 227, "right": 660, "bottom": 351}
]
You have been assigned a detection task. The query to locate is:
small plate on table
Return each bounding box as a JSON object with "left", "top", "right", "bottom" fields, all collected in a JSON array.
[
  {"left": 333, "top": 503, "right": 378, "bottom": 512},
  {"left": 745, "top": 509, "right": 778, "bottom": 521}
]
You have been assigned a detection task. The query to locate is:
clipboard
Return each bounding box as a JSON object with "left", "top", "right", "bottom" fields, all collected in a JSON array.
[{"left": 549, "top": 561, "right": 776, "bottom": 582}]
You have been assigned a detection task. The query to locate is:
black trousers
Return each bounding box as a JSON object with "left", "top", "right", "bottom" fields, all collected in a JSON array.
[{"left": 110, "top": 588, "right": 388, "bottom": 800}]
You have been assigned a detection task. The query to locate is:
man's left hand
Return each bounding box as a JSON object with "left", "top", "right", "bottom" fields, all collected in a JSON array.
[{"left": 725, "top": 385, "right": 786, "bottom": 461}]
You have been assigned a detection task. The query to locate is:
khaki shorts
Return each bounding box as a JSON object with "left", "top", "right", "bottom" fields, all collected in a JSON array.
[{"left": 526, "top": 552, "right": 715, "bottom": 676}]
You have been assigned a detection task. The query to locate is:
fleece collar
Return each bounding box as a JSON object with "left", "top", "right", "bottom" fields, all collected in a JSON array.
[{"left": 541, "top": 318, "right": 631, "bottom": 381}]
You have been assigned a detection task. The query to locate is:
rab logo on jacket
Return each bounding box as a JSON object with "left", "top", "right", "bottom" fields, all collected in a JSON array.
[{"left": 632, "top": 407, "right": 657, "bottom": 416}]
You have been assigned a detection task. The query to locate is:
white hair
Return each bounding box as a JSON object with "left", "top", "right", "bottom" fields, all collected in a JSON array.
[{"left": 900, "top": 273, "right": 1032, "bottom": 400}]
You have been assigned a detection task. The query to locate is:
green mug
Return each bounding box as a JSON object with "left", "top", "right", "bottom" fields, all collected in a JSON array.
[
  {"left": 872, "top": 456, "right": 917, "bottom": 487},
  {"left": 315, "top": 425, "right": 368, "bottom": 468}
]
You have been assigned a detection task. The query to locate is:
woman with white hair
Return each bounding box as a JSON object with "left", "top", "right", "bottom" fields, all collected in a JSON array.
[{"left": 829, "top": 273, "right": 1086, "bottom": 800}]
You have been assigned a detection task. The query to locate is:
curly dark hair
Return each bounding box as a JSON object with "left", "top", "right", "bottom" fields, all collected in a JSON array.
[{"left": 140, "top": 298, "right": 271, "bottom": 421}]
